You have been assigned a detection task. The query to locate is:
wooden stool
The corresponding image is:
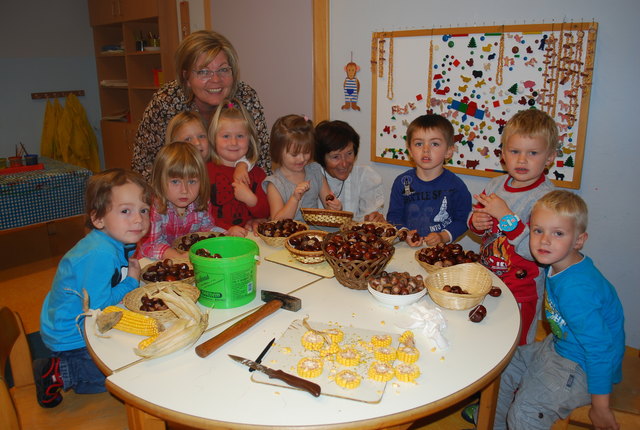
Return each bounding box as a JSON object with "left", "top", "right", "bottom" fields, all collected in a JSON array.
[{"left": 551, "top": 346, "right": 639, "bottom": 429}]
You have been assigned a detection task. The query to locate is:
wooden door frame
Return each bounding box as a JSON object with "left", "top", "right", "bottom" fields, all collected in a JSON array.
[{"left": 312, "top": 0, "right": 329, "bottom": 122}]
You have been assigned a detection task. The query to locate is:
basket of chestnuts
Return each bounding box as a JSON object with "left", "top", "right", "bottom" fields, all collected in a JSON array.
[
  {"left": 284, "top": 230, "right": 328, "bottom": 264},
  {"left": 256, "top": 219, "right": 308, "bottom": 247},
  {"left": 340, "top": 221, "right": 399, "bottom": 244},
  {"left": 141, "top": 258, "right": 195, "bottom": 285},
  {"left": 322, "top": 230, "right": 395, "bottom": 290},
  {"left": 424, "top": 263, "right": 493, "bottom": 310},
  {"left": 301, "top": 208, "right": 353, "bottom": 228},
  {"left": 172, "top": 231, "right": 224, "bottom": 251},
  {"left": 123, "top": 281, "right": 200, "bottom": 323},
  {"left": 415, "top": 242, "right": 481, "bottom": 274}
]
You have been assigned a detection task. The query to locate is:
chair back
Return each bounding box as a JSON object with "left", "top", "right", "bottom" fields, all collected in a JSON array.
[{"left": 0, "top": 307, "right": 35, "bottom": 430}]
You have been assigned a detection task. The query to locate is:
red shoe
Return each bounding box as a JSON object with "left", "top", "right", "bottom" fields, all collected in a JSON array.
[{"left": 34, "top": 357, "right": 63, "bottom": 408}]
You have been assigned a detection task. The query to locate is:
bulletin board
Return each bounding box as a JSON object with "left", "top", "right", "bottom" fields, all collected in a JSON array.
[{"left": 370, "top": 22, "right": 598, "bottom": 189}]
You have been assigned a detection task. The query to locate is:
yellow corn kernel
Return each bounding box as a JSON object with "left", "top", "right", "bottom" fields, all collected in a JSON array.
[
  {"left": 374, "top": 346, "right": 396, "bottom": 363},
  {"left": 397, "top": 346, "right": 420, "bottom": 363},
  {"left": 296, "top": 358, "right": 323, "bottom": 378},
  {"left": 371, "top": 334, "right": 392, "bottom": 347},
  {"left": 301, "top": 330, "right": 325, "bottom": 351},
  {"left": 319, "top": 342, "right": 340, "bottom": 358},
  {"left": 399, "top": 330, "right": 415, "bottom": 344},
  {"left": 325, "top": 328, "right": 344, "bottom": 343},
  {"left": 368, "top": 361, "right": 395, "bottom": 382},
  {"left": 335, "top": 370, "right": 361, "bottom": 389},
  {"left": 138, "top": 335, "right": 158, "bottom": 350},
  {"left": 103, "top": 306, "right": 161, "bottom": 336},
  {"left": 336, "top": 348, "right": 360, "bottom": 366},
  {"left": 395, "top": 363, "right": 420, "bottom": 382}
]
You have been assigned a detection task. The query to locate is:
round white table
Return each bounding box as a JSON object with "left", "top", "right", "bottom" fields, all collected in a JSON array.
[{"left": 86, "top": 239, "right": 520, "bottom": 430}]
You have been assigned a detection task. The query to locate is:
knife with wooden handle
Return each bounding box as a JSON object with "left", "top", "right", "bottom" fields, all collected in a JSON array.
[{"left": 228, "top": 354, "right": 321, "bottom": 397}]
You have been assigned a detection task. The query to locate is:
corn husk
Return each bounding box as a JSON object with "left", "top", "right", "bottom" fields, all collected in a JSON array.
[{"left": 133, "top": 285, "right": 208, "bottom": 359}]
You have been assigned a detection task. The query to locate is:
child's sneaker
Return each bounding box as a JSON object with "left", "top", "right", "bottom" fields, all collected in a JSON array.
[{"left": 33, "top": 357, "right": 63, "bottom": 408}]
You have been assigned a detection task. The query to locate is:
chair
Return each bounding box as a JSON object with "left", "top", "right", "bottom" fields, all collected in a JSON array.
[{"left": 0, "top": 307, "right": 128, "bottom": 430}]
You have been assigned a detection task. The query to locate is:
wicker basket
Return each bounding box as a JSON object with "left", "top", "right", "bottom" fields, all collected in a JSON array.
[
  {"left": 256, "top": 220, "right": 308, "bottom": 247},
  {"left": 322, "top": 231, "right": 395, "bottom": 290},
  {"left": 424, "top": 263, "right": 493, "bottom": 310},
  {"left": 414, "top": 249, "right": 446, "bottom": 274},
  {"left": 140, "top": 258, "right": 195, "bottom": 285},
  {"left": 341, "top": 221, "right": 398, "bottom": 244},
  {"left": 172, "top": 231, "right": 223, "bottom": 251},
  {"left": 301, "top": 208, "right": 353, "bottom": 228},
  {"left": 123, "top": 282, "right": 200, "bottom": 323},
  {"left": 284, "top": 230, "right": 328, "bottom": 264}
]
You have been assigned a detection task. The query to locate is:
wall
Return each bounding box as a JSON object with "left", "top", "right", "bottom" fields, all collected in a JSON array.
[
  {"left": 210, "top": 0, "right": 313, "bottom": 129},
  {"left": 329, "top": 0, "right": 640, "bottom": 347},
  {"left": 0, "top": 0, "right": 101, "bottom": 163}
]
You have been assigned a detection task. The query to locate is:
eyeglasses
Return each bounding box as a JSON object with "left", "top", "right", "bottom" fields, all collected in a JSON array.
[{"left": 192, "top": 67, "right": 233, "bottom": 80}]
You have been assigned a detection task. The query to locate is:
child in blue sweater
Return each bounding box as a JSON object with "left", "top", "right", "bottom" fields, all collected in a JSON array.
[
  {"left": 387, "top": 114, "right": 471, "bottom": 246},
  {"left": 36, "top": 169, "right": 153, "bottom": 407},
  {"left": 494, "top": 190, "right": 625, "bottom": 429}
]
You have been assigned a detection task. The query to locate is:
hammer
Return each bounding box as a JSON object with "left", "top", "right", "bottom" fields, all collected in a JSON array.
[{"left": 195, "top": 290, "right": 301, "bottom": 358}]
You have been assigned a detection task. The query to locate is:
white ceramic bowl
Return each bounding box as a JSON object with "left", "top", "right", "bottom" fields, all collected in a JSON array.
[{"left": 367, "top": 284, "right": 426, "bottom": 307}]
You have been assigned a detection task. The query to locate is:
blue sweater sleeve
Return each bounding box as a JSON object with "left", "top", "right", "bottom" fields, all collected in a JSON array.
[
  {"left": 445, "top": 176, "right": 472, "bottom": 241},
  {"left": 386, "top": 175, "right": 405, "bottom": 228}
]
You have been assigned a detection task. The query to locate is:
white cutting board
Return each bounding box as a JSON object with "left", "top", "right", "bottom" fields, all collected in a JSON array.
[{"left": 250, "top": 319, "right": 406, "bottom": 403}]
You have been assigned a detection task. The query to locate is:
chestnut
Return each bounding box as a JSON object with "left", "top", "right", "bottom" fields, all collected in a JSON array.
[
  {"left": 489, "top": 286, "right": 502, "bottom": 297},
  {"left": 325, "top": 194, "right": 335, "bottom": 201},
  {"left": 515, "top": 269, "right": 527, "bottom": 279},
  {"left": 469, "top": 304, "right": 487, "bottom": 322},
  {"left": 410, "top": 232, "right": 421, "bottom": 243}
]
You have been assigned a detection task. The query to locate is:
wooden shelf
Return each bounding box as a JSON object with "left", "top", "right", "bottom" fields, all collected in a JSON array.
[{"left": 89, "top": 0, "right": 178, "bottom": 169}]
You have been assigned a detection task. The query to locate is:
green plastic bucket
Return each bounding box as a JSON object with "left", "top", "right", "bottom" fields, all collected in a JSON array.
[{"left": 189, "top": 237, "right": 259, "bottom": 309}]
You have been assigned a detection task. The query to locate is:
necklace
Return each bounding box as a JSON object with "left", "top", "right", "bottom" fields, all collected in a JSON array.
[{"left": 324, "top": 169, "right": 345, "bottom": 199}]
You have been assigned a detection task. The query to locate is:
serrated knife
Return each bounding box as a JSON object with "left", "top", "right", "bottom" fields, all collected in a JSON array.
[{"left": 228, "top": 354, "right": 321, "bottom": 397}]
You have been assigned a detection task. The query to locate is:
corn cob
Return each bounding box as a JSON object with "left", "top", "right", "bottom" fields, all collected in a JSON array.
[
  {"left": 336, "top": 348, "right": 360, "bottom": 366},
  {"left": 296, "top": 358, "right": 323, "bottom": 378},
  {"left": 368, "top": 361, "right": 395, "bottom": 382},
  {"left": 371, "top": 334, "right": 392, "bottom": 347},
  {"left": 103, "top": 306, "right": 161, "bottom": 336},
  {"left": 374, "top": 346, "right": 396, "bottom": 363},
  {"left": 138, "top": 335, "right": 159, "bottom": 350},
  {"left": 395, "top": 363, "right": 420, "bottom": 382},
  {"left": 397, "top": 345, "right": 420, "bottom": 363},
  {"left": 335, "top": 370, "right": 361, "bottom": 389}
]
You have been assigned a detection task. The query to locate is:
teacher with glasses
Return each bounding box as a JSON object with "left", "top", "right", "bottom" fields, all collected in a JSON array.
[{"left": 132, "top": 30, "right": 271, "bottom": 181}]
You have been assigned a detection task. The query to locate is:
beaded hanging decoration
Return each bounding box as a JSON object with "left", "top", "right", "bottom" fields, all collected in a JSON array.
[
  {"left": 378, "top": 38, "right": 386, "bottom": 78},
  {"left": 370, "top": 35, "right": 378, "bottom": 73},
  {"left": 386, "top": 35, "right": 394, "bottom": 100},
  {"left": 540, "top": 24, "right": 560, "bottom": 117},
  {"left": 426, "top": 39, "right": 434, "bottom": 105},
  {"left": 495, "top": 33, "right": 505, "bottom": 86}
]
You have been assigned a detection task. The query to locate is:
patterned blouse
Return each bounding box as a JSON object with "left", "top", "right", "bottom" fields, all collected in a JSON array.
[{"left": 131, "top": 80, "right": 271, "bottom": 182}]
